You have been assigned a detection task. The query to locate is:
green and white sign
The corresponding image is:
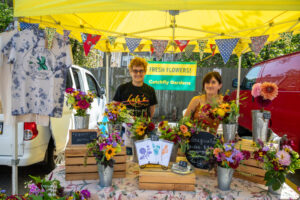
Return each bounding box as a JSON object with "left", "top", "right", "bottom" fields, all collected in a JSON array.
[{"left": 144, "top": 61, "right": 197, "bottom": 91}]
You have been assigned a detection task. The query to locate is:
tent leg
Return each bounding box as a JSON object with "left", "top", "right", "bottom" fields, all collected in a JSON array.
[
  {"left": 236, "top": 55, "right": 242, "bottom": 111},
  {"left": 12, "top": 120, "right": 19, "bottom": 195},
  {"left": 106, "top": 53, "right": 109, "bottom": 101}
]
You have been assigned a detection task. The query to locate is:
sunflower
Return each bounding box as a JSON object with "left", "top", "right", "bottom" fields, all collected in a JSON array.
[
  {"left": 183, "top": 131, "right": 191, "bottom": 137},
  {"left": 216, "top": 108, "right": 225, "bottom": 117},
  {"left": 136, "top": 126, "right": 146, "bottom": 136},
  {"left": 219, "top": 103, "right": 231, "bottom": 113},
  {"left": 105, "top": 145, "right": 116, "bottom": 160},
  {"left": 260, "top": 82, "right": 278, "bottom": 100}
]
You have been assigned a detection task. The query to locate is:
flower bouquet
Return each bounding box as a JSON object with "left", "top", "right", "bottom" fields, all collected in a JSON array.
[
  {"left": 197, "top": 103, "right": 222, "bottom": 134},
  {"left": 204, "top": 138, "right": 250, "bottom": 190},
  {"left": 103, "top": 102, "right": 133, "bottom": 124},
  {"left": 65, "top": 88, "right": 95, "bottom": 116},
  {"left": 251, "top": 82, "right": 278, "bottom": 142},
  {"left": 130, "top": 117, "right": 155, "bottom": 141},
  {"left": 253, "top": 138, "right": 300, "bottom": 193},
  {"left": 251, "top": 82, "right": 278, "bottom": 112},
  {"left": 86, "top": 132, "right": 123, "bottom": 187}
]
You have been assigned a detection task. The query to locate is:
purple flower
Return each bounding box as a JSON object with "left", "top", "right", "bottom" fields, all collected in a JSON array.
[
  {"left": 79, "top": 91, "right": 86, "bottom": 96},
  {"left": 112, "top": 141, "right": 117, "bottom": 147},
  {"left": 262, "top": 146, "right": 269, "bottom": 152},
  {"left": 99, "top": 143, "right": 106, "bottom": 151},
  {"left": 224, "top": 143, "right": 232, "bottom": 151},
  {"left": 1, "top": 190, "right": 5, "bottom": 193},
  {"left": 234, "top": 151, "right": 244, "bottom": 162},
  {"left": 81, "top": 189, "right": 91, "bottom": 198},
  {"left": 226, "top": 155, "right": 234, "bottom": 163},
  {"left": 257, "top": 139, "right": 264, "bottom": 148},
  {"left": 75, "top": 95, "right": 81, "bottom": 101}
]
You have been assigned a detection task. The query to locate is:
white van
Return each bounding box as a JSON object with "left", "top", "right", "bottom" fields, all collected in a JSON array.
[{"left": 0, "top": 65, "right": 106, "bottom": 172}]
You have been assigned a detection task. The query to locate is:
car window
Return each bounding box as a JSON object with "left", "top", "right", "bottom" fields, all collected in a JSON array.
[
  {"left": 242, "top": 66, "right": 262, "bottom": 90},
  {"left": 65, "top": 69, "right": 72, "bottom": 89},
  {"left": 86, "top": 73, "right": 100, "bottom": 97},
  {"left": 72, "top": 68, "right": 83, "bottom": 90}
]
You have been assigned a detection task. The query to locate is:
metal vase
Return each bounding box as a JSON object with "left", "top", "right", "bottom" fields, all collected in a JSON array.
[
  {"left": 131, "top": 138, "right": 138, "bottom": 163},
  {"left": 97, "top": 164, "right": 114, "bottom": 187},
  {"left": 217, "top": 166, "right": 234, "bottom": 191},
  {"left": 252, "top": 110, "right": 270, "bottom": 142},
  {"left": 108, "top": 123, "right": 122, "bottom": 133},
  {"left": 222, "top": 123, "right": 237, "bottom": 143},
  {"left": 170, "top": 143, "right": 179, "bottom": 162},
  {"left": 74, "top": 115, "right": 89, "bottom": 129},
  {"left": 268, "top": 185, "right": 283, "bottom": 196}
]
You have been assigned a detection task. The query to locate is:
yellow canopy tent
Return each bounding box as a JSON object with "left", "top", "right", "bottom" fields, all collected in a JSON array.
[{"left": 9, "top": 0, "right": 300, "bottom": 195}]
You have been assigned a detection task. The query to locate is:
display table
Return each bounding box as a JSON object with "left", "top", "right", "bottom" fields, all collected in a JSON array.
[{"left": 48, "top": 159, "right": 299, "bottom": 200}]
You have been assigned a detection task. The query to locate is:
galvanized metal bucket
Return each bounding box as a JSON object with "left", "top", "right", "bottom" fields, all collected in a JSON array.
[
  {"left": 98, "top": 164, "right": 114, "bottom": 187},
  {"left": 268, "top": 185, "right": 283, "bottom": 196},
  {"left": 74, "top": 115, "right": 90, "bottom": 129},
  {"left": 217, "top": 166, "right": 234, "bottom": 191},
  {"left": 252, "top": 110, "right": 271, "bottom": 142},
  {"left": 222, "top": 123, "right": 237, "bottom": 143}
]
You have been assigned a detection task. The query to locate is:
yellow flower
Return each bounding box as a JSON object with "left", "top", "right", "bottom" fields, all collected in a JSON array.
[
  {"left": 219, "top": 103, "right": 231, "bottom": 113},
  {"left": 67, "top": 197, "right": 74, "bottom": 200},
  {"left": 105, "top": 145, "right": 116, "bottom": 160},
  {"left": 224, "top": 151, "right": 232, "bottom": 157},
  {"left": 73, "top": 91, "right": 79, "bottom": 96},
  {"left": 73, "top": 105, "right": 80, "bottom": 110},
  {"left": 217, "top": 108, "right": 225, "bottom": 117},
  {"left": 183, "top": 131, "right": 191, "bottom": 137}
]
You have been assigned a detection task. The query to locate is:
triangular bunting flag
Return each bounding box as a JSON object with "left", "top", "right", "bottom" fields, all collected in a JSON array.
[
  {"left": 185, "top": 45, "right": 196, "bottom": 58},
  {"left": 197, "top": 40, "right": 208, "bottom": 60},
  {"left": 152, "top": 40, "right": 168, "bottom": 61},
  {"left": 175, "top": 40, "right": 189, "bottom": 52},
  {"left": 19, "top": 22, "right": 39, "bottom": 30},
  {"left": 215, "top": 38, "right": 239, "bottom": 64},
  {"left": 150, "top": 45, "right": 154, "bottom": 55},
  {"left": 279, "top": 31, "right": 293, "bottom": 46},
  {"left": 210, "top": 44, "right": 217, "bottom": 56},
  {"left": 81, "top": 33, "right": 101, "bottom": 56},
  {"left": 122, "top": 43, "right": 127, "bottom": 51},
  {"left": 63, "top": 30, "right": 71, "bottom": 42},
  {"left": 234, "top": 39, "right": 248, "bottom": 57},
  {"left": 137, "top": 44, "right": 145, "bottom": 52},
  {"left": 44, "top": 27, "right": 56, "bottom": 50},
  {"left": 108, "top": 36, "right": 117, "bottom": 46},
  {"left": 250, "top": 35, "right": 269, "bottom": 56},
  {"left": 125, "top": 38, "right": 141, "bottom": 53}
]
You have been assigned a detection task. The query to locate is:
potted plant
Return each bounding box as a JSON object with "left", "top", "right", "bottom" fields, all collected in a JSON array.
[
  {"left": 204, "top": 138, "right": 251, "bottom": 191},
  {"left": 251, "top": 82, "right": 278, "bottom": 142},
  {"left": 253, "top": 138, "right": 300, "bottom": 195},
  {"left": 65, "top": 88, "right": 96, "bottom": 129},
  {"left": 86, "top": 132, "right": 123, "bottom": 187}
]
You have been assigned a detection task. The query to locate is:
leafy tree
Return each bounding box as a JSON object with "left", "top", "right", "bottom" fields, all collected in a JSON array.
[{"left": 0, "top": 2, "right": 13, "bottom": 32}]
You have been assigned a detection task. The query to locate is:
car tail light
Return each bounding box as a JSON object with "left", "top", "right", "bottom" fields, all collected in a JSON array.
[{"left": 24, "top": 122, "right": 38, "bottom": 141}]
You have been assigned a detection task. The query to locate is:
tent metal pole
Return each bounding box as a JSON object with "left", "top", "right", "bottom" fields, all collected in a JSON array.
[
  {"left": 236, "top": 55, "right": 242, "bottom": 112},
  {"left": 106, "top": 53, "right": 109, "bottom": 101},
  {"left": 12, "top": 18, "right": 19, "bottom": 195}
]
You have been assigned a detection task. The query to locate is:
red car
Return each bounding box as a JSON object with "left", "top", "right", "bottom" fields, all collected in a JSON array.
[{"left": 232, "top": 51, "right": 300, "bottom": 152}]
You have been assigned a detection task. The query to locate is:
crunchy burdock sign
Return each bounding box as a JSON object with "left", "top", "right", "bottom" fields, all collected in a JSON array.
[{"left": 144, "top": 61, "right": 197, "bottom": 91}]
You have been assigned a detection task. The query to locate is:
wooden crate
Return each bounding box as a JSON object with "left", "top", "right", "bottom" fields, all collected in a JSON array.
[
  {"left": 139, "top": 167, "right": 196, "bottom": 191},
  {"left": 65, "top": 145, "right": 126, "bottom": 181},
  {"left": 234, "top": 139, "right": 266, "bottom": 184}
]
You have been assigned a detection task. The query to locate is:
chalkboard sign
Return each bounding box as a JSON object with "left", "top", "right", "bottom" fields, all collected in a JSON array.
[
  {"left": 185, "top": 131, "right": 216, "bottom": 169},
  {"left": 69, "top": 129, "right": 98, "bottom": 145}
]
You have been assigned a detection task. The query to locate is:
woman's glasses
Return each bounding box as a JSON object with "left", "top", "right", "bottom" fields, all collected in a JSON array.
[{"left": 132, "top": 70, "right": 145, "bottom": 74}]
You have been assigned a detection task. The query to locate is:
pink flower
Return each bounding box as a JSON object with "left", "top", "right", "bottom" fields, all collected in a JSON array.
[
  {"left": 65, "top": 88, "right": 74, "bottom": 94},
  {"left": 251, "top": 83, "right": 261, "bottom": 98},
  {"left": 276, "top": 150, "right": 291, "bottom": 166},
  {"left": 78, "top": 99, "right": 90, "bottom": 109}
]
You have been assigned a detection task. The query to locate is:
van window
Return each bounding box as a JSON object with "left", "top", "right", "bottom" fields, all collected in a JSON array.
[
  {"left": 86, "top": 73, "right": 100, "bottom": 97},
  {"left": 241, "top": 66, "right": 262, "bottom": 90},
  {"left": 72, "top": 68, "right": 83, "bottom": 90},
  {"left": 65, "top": 69, "right": 72, "bottom": 89}
]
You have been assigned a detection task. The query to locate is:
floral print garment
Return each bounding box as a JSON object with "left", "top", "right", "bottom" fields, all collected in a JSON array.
[{"left": 1, "top": 28, "right": 72, "bottom": 118}]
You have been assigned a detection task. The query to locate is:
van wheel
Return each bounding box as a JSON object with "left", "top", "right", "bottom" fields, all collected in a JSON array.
[
  {"left": 43, "top": 138, "right": 56, "bottom": 173},
  {"left": 237, "top": 125, "right": 252, "bottom": 137}
]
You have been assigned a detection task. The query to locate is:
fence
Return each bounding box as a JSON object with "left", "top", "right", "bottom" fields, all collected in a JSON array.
[{"left": 89, "top": 67, "right": 249, "bottom": 120}]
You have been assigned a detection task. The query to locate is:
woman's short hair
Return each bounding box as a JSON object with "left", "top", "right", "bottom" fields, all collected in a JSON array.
[
  {"left": 129, "top": 57, "right": 148, "bottom": 71},
  {"left": 202, "top": 71, "right": 222, "bottom": 93}
]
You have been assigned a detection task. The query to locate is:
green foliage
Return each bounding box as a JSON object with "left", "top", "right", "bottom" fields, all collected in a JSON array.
[{"left": 0, "top": 2, "right": 13, "bottom": 32}]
